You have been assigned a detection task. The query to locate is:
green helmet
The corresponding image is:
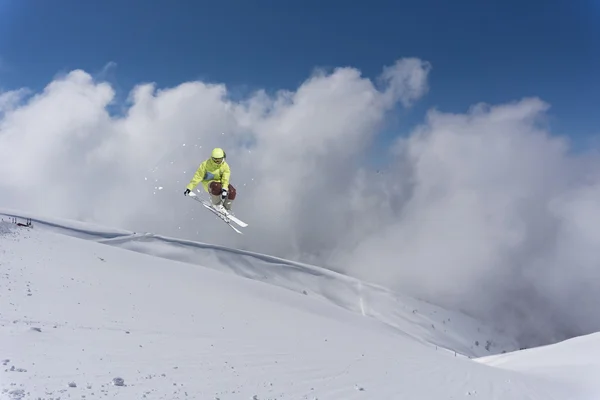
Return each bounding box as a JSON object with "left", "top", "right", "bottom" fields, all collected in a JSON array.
[
  {"left": 211, "top": 147, "right": 225, "bottom": 164},
  {"left": 211, "top": 147, "right": 225, "bottom": 158}
]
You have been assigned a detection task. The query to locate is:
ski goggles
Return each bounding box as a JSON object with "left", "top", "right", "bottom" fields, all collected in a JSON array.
[{"left": 212, "top": 157, "right": 224, "bottom": 164}]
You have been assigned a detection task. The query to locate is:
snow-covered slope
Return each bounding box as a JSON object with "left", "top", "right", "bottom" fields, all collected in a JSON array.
[
  {"left": 1, "top": 210, "right": 599, "bottom": 399},
  {"left": 476, "top": 332, "right": 600, "bottom": 396},
  {"left": 0, "top": 208, "right": 519, "bottom": 359}
]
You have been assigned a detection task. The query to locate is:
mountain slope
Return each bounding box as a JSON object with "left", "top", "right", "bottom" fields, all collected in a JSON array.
[
  {"left": 0, "top": 208, "right": 519, "bottom": 359},
  {"left": 477, "top": 332, "right": 600, "bottom": 396},
  {"left": 0, "top": 211, "right": 598, "bottom": 399}
]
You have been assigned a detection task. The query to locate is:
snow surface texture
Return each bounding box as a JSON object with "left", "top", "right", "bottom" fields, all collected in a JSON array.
[{"left": 1, "top": 211, "right": 599, "bottom": 399}]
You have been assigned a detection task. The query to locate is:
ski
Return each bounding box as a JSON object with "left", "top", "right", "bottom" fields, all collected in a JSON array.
[
  {"left": 200, "top": 200, "right": 243, "bottom": 234},
  {"left": 195, "top": 193, "right": 247, "bottom": 228},
  {"left": 187, "top": 192, "right": 247, "bottom": 233},
  {"left": 225, "top": 213, "right": 247, "bottom": 228}
]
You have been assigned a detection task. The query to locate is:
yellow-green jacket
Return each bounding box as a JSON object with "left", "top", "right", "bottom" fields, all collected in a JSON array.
[{"left": 186, "top": 158, "right": 231, "bottom": 192}]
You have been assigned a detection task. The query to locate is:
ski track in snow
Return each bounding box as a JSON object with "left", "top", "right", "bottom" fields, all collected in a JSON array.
[{"left": 0, "top": 209, "right": 599, "bottom": 399}]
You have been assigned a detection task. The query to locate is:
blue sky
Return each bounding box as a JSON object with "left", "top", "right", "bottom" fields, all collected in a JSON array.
[{"left": 0, "top": 0, "right": 598, "bottom": 148}]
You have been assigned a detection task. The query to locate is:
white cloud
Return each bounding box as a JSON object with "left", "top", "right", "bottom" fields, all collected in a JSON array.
[
  {"left": 1, "top": 58, "right": 599, "bottom": 348},
  {"left": 333, "top": 98, "right": 600, "bottom": 346},
  {"left": 0, "top": 59, "right": 430, "bottom": 249},
  {"left": 0, "top": 87, "right": 29, "bottom": 114},
  {"left": 379, "top": 58, "right": 431, "bottom": 107}
]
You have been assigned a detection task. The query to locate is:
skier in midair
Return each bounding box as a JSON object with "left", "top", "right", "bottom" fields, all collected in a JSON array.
[{"left": 184, "top": 147, "right": 236, "bottom": 212}]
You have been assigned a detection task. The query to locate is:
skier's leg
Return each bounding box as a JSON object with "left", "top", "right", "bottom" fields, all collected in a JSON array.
[
  {"left": 209, "top": 182, "right": 222, "bottom": 206},
  {"left": 222, "top": 184, "right": 236, "bottom": 211}
]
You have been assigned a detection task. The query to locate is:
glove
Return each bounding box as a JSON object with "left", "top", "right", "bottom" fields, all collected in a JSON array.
[
  {"left": 184, "top": 189, "right": 190, "bottom": 196},
  {"left": 220, "top": 188, "right": 228, "bottom": 200}
]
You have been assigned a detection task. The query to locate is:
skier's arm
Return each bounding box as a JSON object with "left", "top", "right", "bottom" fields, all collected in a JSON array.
[
  {"left": 186, "top": 162, "right": 206, "bottom": 190},
  {"left": 221, "top": 163, "right": 231, "bottom": 189}
]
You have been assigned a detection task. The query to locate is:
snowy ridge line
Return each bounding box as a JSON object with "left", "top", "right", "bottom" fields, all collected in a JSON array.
[
  {"left": 104, "top": 233, "right": 365, "bottom": 283},
  {"left": 0, "top": 208, "right": 520, "bottom": 357},
  {"left": 0, "top": 208, "right": 374, "bottom": 287},
  {"left": 0, "top": 207, "right": 396, "bottom": 292},
  {"left": 0, "top": 208, "right": 132, "bottom": 239}
]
